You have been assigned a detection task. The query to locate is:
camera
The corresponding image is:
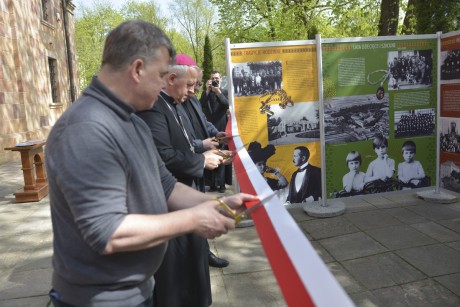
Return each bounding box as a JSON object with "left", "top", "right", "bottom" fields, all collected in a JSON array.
[{"left": 211, "top": 80, "right": 219, "bottom": 87}]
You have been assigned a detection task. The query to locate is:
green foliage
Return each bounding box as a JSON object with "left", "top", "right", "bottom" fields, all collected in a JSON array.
[
  {"left": 75, "top": 0, "right": 228, "bottom": 90},
  {"left": 210, "top": 0, "right": 382, "bottom": 42},
  {"left": 75, "top": 0, "right": 188, "bottom": 90},
  {"left": 166, "top": 29, "right": 195, "bottom": 56},
  {"left": 75, "top": 1, "right": 124, "bottom": 89},
  {"left": 169, "top": 0, "right": 216, "bottom": 65},
  {"left": 119, "top": 0, "right": 167, "bottom": 28},
  {"left": 414, "top": 0, "right": 460, "bottom": 34},
  {"left": 74, "top": 0, "right": 459, "bottom": 93},
  {"left": 401, "top": 0, "right": 417, "bottom": 34},
  {"left": 325, "top": 0, "right": 381, "bottom": 38}
]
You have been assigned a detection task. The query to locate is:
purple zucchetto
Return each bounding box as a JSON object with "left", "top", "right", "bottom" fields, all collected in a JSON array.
[{"left": 175, "top": 54, "right": 197, "bottom": 66}]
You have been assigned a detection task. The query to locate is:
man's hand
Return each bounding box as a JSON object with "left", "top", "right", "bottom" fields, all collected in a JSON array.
[
  {"left": 213, "top": 132, "right": 229, "bottom": 145},
  {"left": 216, "top": 149, "right": 235, "bottom": 165},
  {"left": 206, "top": 80, "right": 213, "bottom": 94},
  {"left": 214, "top": 193, "right": 258, "bottom": 218},
  {"left": 207, "top": 79, "right": 222, "bottom": 95},
  {"left": 191, "top": 193, "right": 256, "bottom": 238},
  {"left": 203, "top": 150, "right": 223, "bottom": 170},
  {"left": 202, "top": 138, "right": 219, "bottom": 150}
]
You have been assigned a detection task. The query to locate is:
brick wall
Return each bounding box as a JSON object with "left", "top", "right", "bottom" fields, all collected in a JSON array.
[{"left": 0, "top": 0, "right": 78, "bottom": 164}]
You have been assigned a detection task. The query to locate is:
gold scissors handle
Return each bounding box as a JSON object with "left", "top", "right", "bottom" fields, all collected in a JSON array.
[
  {"left": 217, "top": 149, "right": 234, "bottom": 160},
  {"left": 212, "top": 135, "right": 240, "bottom": 144},
  {"left": 214, "top": 193, "right": 275, "bottom": 224},
  {"left": 214, "top": 197, "right": 259, "bottom": 224}
]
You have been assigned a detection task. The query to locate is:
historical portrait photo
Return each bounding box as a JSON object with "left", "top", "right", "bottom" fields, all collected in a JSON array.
[{"left": 440, "top": 49, "right": 460, "bottom": 82}]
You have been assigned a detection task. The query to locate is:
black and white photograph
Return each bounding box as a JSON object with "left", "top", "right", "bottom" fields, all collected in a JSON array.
[
  {"left": 267, "top": 102, "right": 319, "bottom": 146},
  {"left": 441, "top": 160, "right": 460, "bottom": 193},
  {"left": 232, "top": 61, "right": 282, "bottom": 97},
  {"left": 324, "top": 94, "right": 389, "bottom": 145},
  {"left": 440, "top": 118, "right": 460, "bottom": 153},
  {"left": 394, "top": 108, "right": 435, "bottom": 138},
  {"left": 387, "top": 50, "right": 433, "bottom": 90},
  {"left": 441, "top": 49, "right": 460, "bottom": 81}
]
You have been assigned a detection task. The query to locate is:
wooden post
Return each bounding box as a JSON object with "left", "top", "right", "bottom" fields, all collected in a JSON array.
[{"left": 4, "top": 140, "right": 48, "bottom": 202}]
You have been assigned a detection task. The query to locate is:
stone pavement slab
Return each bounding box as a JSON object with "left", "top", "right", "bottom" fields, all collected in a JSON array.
[
  {"left": 212, "top": 227, "right": 271, "bottom": 275},
  {"left": 396, "top": 244, "right": 460, "bottom": 276},
  {"left": 326, "top": 262, "right": 364, "bottom": 294},
  {"left": 371, "top": 279, "right": 460, "bottom": 307},
  {"left": 407, "top": 203, "right": 460, "bottom": 220},
  {"left": 219, "top": 270, "right": 285, "bottom": 307},
  {"left": 298, "top": 216, "right": 360, "bottom": 240},
  {"left": 411, "top": 221, "right": 460, "bottom": 242},
  {"left": 345, "top": 210, "right": 403, "bottom": 230},
  {"left": 319, "top": 232, "right": 388, "bottom": 261},
  {"left": 383, "top": 191, "right": 423, "bottom": 203},
  {"left": 341, "top": 200, "right": 376, "bottom": 213},
  {"left": 383, "top": 207, "right": 429, "bottom": 224},
  {"left": 0, "top": 296, "right": 51, "bottom": 307},
  {"left": 341, "top": 252, "right": 425, "bottom": 290},
  {"left": 447, "top": 240, "right": 460, "bottom": 252},
  {"left": 435, "top": 272, "right": 460, "bottom": 297},
  {"left": 349, "top": 291, "right": 380, "bottom": 307},
  {"left": 209, "top": 226, "right": 284, "bottom": 307},
  {"left": 310, "top": 241, "right": 334, "bottom": 263},
  {"left": 439, "top": 217, "right": 460, "bottom": 233},
  {"left": 366, "top": 225, "right": 436, "bottom": 250}
]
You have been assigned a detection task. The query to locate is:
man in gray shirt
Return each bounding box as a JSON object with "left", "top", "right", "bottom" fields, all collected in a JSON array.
[{"left": 45, "top": 20, "right": 254, "bottom": 307}]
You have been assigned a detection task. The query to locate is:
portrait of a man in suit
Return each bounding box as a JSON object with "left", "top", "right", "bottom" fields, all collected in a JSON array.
[{"left": 286, "top": 146, "right": 322, "bottom": 203}]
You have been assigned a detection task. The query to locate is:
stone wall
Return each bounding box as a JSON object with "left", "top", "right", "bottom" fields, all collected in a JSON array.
[{"left": 0, "top": 0, "right": 78, "bottom": 164}]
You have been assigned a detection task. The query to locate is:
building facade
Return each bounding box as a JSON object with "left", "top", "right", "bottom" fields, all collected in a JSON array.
[{"left": 0, "top": 0, "right": 78, "bottom": 164}]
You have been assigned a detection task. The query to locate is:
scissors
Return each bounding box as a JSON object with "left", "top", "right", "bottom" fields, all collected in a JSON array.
[
  {"left": 233, "top": 199, "right": 265, "bottom": 224},
  {"left": 216, "top": 141, "right": 250, "bottom": 160},
  {"left": 216, "top": 193, "right": 276, "bottom": 224},
  {"left": 216, "top": 149, "right": 234, "bottom": 160},
  {"left": 212, "top": 135, "right": 240, "bottom": 143}
]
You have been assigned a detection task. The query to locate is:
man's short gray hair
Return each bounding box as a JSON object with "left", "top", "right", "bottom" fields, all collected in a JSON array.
[
  {"left": 102, "top": 20, "right": 175, "bottom": 70},
  {"left": 168, "top": 64, "right": 192, "bottom": 78}
]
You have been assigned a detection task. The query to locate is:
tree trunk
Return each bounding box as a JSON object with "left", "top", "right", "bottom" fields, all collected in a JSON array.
[
  {"left": 378, "top": 0, "right": 400, "bottom": 36},
  {"left": 402, "top": 0, "right": 417, "bottom": 34}
]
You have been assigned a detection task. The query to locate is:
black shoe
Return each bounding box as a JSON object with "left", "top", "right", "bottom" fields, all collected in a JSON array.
[
  {"left": 209, "top": 186, "right": 217, "bottom": 192},
  {"left": 218, "top": 186, "right": 226, "bottom": 193},
  {"left": 208, "top": 252, "right": 229, "bottom": 268}
]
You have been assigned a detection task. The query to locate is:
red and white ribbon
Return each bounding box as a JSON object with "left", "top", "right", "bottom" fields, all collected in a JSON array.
[{"left": 226, "top": 115, "right": 354, "bottom": 307}]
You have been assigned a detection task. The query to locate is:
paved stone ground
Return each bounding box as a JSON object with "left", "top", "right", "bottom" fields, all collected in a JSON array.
[{"left": 1, "top": 159, "right": 460, "bottom": 306}]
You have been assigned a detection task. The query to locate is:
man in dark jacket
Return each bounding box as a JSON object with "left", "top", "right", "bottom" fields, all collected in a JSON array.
[
  {"left": 286, "top": 146, "right": 322, "bottom": 203},
  {"left": 137, "top": 57, "right": 233, "bottom": 307},
  {"left": 200, "top": 71, "right": 232, "bottom": 192},
  {"left": 183, "top": 65, "right": 231, "bottom": 268}
]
